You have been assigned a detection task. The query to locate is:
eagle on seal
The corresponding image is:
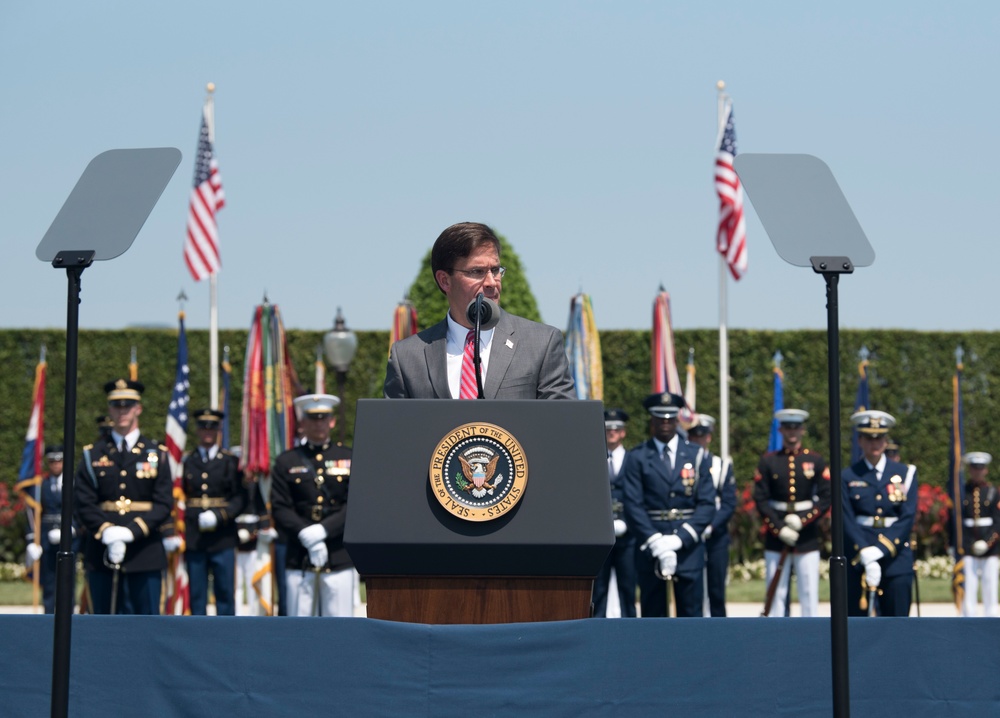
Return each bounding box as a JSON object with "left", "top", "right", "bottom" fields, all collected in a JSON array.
[{"left": 459, "top": 454, "right": 499, "bottom": 495}]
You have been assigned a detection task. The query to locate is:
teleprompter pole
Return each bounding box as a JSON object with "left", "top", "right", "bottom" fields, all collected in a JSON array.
[
  {"left": 814, "top": 256, "right": 852, "bottom": 718},
  {"left": 51, "top": 251, "right": 94, "bottom": 718}
]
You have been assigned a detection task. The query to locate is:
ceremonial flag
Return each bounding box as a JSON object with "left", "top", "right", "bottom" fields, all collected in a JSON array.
[
  {"left": 564, "top": 293, "right": 603, "bottom": 400},
  {"left": 184, "top": 90, "right": 226, "bottom": 281},
  {"left": 164, "top": 312, "right": 191, "bottom": 615},
  {"left": 389, "top": 298, "right": 419, "bottom": 357},
  {"left": 767, "top": 352, "right": 784, "bottom": 453},
  {"left": 948, "top": 349, "right": 966, "bottom": 611},
  {"left": 850, "top": 350, "right": 871, "bottom": 463},
  {"left": 220, "top": 347, "right": 232, "bottom": 449},
  {"left": 15, "top": 348, "right": 46, "bottom": 600},
  {"left": 715, "top": 99, "right": 747, "bottom": 280},
  {"left": 680, "top": 348, "right": 696, "bottom": 428},
  {"left": 651, "top": 289, "right": 682, "bottom": 395}
]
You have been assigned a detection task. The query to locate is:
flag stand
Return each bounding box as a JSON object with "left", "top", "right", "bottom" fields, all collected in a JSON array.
[
  {"left": 734, "top": 152, "right": 876, "bottom": 718},
  {"left": 36, "top": 147, "right": 181, "bottom": 718}
]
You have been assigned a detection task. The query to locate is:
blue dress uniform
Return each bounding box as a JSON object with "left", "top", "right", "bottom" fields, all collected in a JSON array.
[
  {"left": 701, "top": 447, "right": 736, "bottom": 616},
  {"left": 18, "top": 445, "right": 78, "bottom": 614},
  {"left": 592, "top": 409, "right": 636, "bottom": 618},
  {"left": 622, "top": 393, "right": 715, "bottom": 617},
  {"left": 842, "top": 410, "right": 917, "bottom": 617},
  {"left": 181, "top": 409, "right": 248, "bottom": 616}
]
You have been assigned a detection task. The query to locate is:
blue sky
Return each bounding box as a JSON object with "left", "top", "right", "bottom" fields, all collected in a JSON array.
[{"left": 2, "top": 2, "right": 997, "bottom": 332}]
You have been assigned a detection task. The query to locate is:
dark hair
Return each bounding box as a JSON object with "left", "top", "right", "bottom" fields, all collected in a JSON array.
[{"left": 430, "top": 222, "right": 502, "bottom": 294}]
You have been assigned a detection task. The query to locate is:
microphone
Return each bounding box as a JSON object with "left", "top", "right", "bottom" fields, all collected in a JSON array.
[{"left": 465, "top": 294, "right": 500, "bottom": 330}]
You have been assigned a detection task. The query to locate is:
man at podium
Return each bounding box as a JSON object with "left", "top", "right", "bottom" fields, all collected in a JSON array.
[{"left": 383, "top": 222, "right": 574, "bottom": 400}]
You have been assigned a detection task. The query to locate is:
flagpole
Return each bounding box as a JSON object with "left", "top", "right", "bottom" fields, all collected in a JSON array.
[
  {"left": 717, "top": 80, "right": 731, "bottom": 461},
  {"left": 205, "top": 82, "right": 220, "bottom": 410}
]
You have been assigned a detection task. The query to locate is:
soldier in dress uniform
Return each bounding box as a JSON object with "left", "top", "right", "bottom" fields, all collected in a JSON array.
[
  {"left": 271, "top": 394, "right": 354, "bottom": 616},
  {"left": 180, "top": 409, "right": 248, "bottom": 616},
  {"left": 19, "top": 445, "right": 77, "bottom": 613},
  {"left": 843, "top": 410, "right": 917, "bottom": 617},
  {"left": 622, "top": 393, "right": 715, "bottom": 617},
  {"left": 956, "top": 452, "right": 1000, "bottom": 617},
  {"left": 687, "top": 414, "right": 737, "bottom": 617},
  {"left": 96, "top": 414, "right": 114, "bottom": 442},
  {"left": 753, "top": 409, "right": 831, "bottom": 617},
  {"left": 74, "top": 379, "right": 173, "bottom": 614},
  {"left": 592, "top": 409, "right": 636, "bottom": 618}
]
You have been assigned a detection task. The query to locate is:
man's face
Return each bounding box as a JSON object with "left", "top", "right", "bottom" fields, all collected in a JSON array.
[
  {"left": 302, "top": 413, "right": 336, "bottom": 444},
  {"left": 434, "top": 244, "right": 502, "bottom": 328},
  {"left": 859, "top": 433, "right": 887, "bottom": 465},
  {"left": 605, "top": 426, "right": 626, "bottom": 451},
  {"left": 779, "top": 423, "right": 804, "bottom": 449},
  {"left": 650, "top": 415, "right": 678, "bottom": 444},
  {"left": 969, "top": 464, "right": 989, "bottom": 486},
  {"left": 688, "top": 431, "right": 711, "bottom": 449},
  {"left": 46, "top": 458, "right": 64, "bottom": 477},
  {"left": 108, "top": 401, "right": 142, "bottom": 435},
  {"left": 197, "top": 426, "right": 219, "bottom": 447}
]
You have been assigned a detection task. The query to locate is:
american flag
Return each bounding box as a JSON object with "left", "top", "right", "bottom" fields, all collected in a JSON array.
[
  {"left": 184, "top": 95, "right": 225, "bottom": 281},
  {"left": 715, "top": 100, "right": 748, "bottom": 280},
  {"left": 164, "top": 313, "right": 191, "bottom": 615}
]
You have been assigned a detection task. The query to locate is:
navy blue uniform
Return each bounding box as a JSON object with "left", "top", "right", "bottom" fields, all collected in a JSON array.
[
  {"left": 75, "top": 435, "right": 173, "bottom": 614},
  {"left": 592, "top": 446, "right": 637, "bottom": 617},
  {"left": 703, "top": 454, "right": 736, "bottom": 616},
  {"left": 21, "top": 473, "right": 78, "bottom": 613},
  {"left": 181, "top": 448, "right": 248, "bottom": 615},
  {"left": 622, "top": 438, "right": 715, "bottom": 617},
  {"left": 843, "top": 458, "right": 917, "bottom": 616}
]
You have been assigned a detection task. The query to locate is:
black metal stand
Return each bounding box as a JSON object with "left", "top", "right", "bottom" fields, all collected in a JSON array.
[
  {"left": 812, "top": 256, "right": 852, "bottom": 718},
  {"left": 50, "top": 251, "right": 94, "bottom": 718}
]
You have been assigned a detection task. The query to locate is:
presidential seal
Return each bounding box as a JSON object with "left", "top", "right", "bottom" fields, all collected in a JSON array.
[{"left": 428, "top": 422, "right": 528, "bottom": 522}]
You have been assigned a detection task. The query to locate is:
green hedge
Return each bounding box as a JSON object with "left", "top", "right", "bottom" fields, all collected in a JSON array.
[{"left": 0, "top": 327, "right": 988, "bottom": 562}]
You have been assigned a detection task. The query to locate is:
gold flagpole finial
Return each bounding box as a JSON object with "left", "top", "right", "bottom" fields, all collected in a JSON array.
[
  {"left": 206, "top": 82, "right": 216, "bottom": 94},
  {"left": 716, "top": 80, "right": 726, "bottom": 92}
]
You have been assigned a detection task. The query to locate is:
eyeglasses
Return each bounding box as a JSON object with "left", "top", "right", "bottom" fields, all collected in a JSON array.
[{"left": 449, "top": 266, "right": 506, "bottom": 281}]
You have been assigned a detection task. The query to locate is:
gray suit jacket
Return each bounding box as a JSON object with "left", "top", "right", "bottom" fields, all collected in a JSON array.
[{"left": 383, "top": 309, "right": 576, "bottom": 400}]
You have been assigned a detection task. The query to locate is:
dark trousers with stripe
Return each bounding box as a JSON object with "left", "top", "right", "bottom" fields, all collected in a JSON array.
[
  {"left": 847, "top": 566, "right": 912, "bottom": 616},
  {"left": 88, "top": 569, "right": 161, "bottom": 615},
  {"left": 187, "top": 548, "right": 237, "bottom": 616}
]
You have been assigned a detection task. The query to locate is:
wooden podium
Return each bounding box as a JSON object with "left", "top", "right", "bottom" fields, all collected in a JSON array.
[{"left": 345, "top": 399, "right": 613, "bottom": 624}]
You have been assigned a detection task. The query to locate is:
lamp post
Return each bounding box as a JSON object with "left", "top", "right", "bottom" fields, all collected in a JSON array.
[{"left": 323, "top": 307, "right": 358, "bottom": 445}]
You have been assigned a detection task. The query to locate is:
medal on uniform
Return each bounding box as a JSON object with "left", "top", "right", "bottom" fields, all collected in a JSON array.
[
  {"left": 802, "top": 462, "right": 815, "bottom": 479},
  {"left": 147, "top": 452, "right": 158, "bottom": 478},
  {"left": 888, "top": 475, "right": 904, "bottom": 502}
]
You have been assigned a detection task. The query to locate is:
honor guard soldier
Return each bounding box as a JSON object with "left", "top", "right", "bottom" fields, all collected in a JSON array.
[
  {"left": 753, "top": 409, "right": 831, "bottom": 617},
  {"left": 622, "top": 393, "right": 715, "bottom": 617},
  {"left": 96, "top": 414, "right": 115, "bottom": 442},
  {"left": 181, "top": 409, "right": 248, "bottom": 615},
  {"left": 687, "top": 414, "right": 736, "bottom": 617},
  {"left": 843, "top": 410, "right": 917, "bottom": 616},
  {"left": 18, "top": 445, "right": 77, "bottom": 613},
  {"left": 592, "top": 409, "right": 636, "bottom": 618},
  {"left": 271, "top": 394, "right": 354, "bottom": 616},
  {"left": 74, "top": 380, "right": 173, "bottom": 614},
  {"left": 956, "top": 452, "right": 1000, "bottom": 617}
]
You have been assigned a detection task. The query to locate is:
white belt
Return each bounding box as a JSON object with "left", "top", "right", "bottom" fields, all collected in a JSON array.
[
  {"left": 964, "top": 518, "right": 994, "bottom": 527},
  {"left": 769, "top": 500, "right": 814, "bottom": 511},
  {"left": 856, "top": 516, "right": 897, "bottom": 528}
]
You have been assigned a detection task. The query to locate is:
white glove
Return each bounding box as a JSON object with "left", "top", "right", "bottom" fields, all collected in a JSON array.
[
  {"left": 162, "top": 536, "right": 183, "bottom": 553},
  {"left": 702, "top": 525, "right": 713, "bottom": 541},
  {"left": 26, "top": 543, "right": 43, "bottom": 564},
  {"left": 972, "top": 540, "right": 989, "bottom": 557},
  {"left": 307, "top": 542, "right": 328, "bottom": 568},
  {"left": 613, "top": 519, "right": 627, "bottom": 538},
  {"left": 864, "top": 560, "right": 882, "bottom": 589},
  {"left": 657, "top": 550, "right": 678, "bottom": 579},
  {"left": 237, "top": 528, "right": 252, "bottom": 544},
  {"left": 784, "top": 514, "right": 803, "bottom": 532},
  {"left": 48, "top": 528, "right": 61, "bottom": 546},
  {"left": 778, "top": 526, "right": 799, "bottom": 546},
  {"left": 198, "top": 511, "right": 218, "bottom": 531},
  {"left": 101, "top": 526, "right": 133, "bottom": 545},
  {"left": 298, "top": 524, "right": 327, "bottom": 549},
  {"left": 948, "top": 547, "right": 956, "bottom": 561},
  {"left": 107, "top": 541, "right": 126, "bottom": 565},
  {"left": 647, "top": 533, "right": 683, "bottom": 558},
  {"left": 859, "top": 545, "right": 884, "bottom": 566},
  {"left": 257, "top": 527, "right": 278, "bottom": 545}
]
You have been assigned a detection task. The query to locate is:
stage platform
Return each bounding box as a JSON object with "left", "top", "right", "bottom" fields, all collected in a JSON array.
[{"left": 4, "top": 615, "right": 997, "bottom": 717}]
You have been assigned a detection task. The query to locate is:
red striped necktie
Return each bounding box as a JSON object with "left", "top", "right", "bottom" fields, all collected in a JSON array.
[{"left": 459, "top": 329, "right": 479, "bottom": 399}]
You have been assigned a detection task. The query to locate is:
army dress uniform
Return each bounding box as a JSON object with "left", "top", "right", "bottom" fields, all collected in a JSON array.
[
  {"left": 75, "top": 433, "right": 173, "bottom": 614},
  {"left": 956, "top": 452, "right": 1000, "bottom": 617},
  {"left": 753, "top": 409, "right": 831, "bottom": 617},
  {"left": 271, "top": 430, "right": 353, "bottom": 616},
  {"left": 843, "top": 410, "right": 916, "bottom": 617},
  {"left": 622, "top": 394, "right": 716, "bottom": 618},
  {"left": 181, "top": 436, "right": 248, "bottom": 616}
]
